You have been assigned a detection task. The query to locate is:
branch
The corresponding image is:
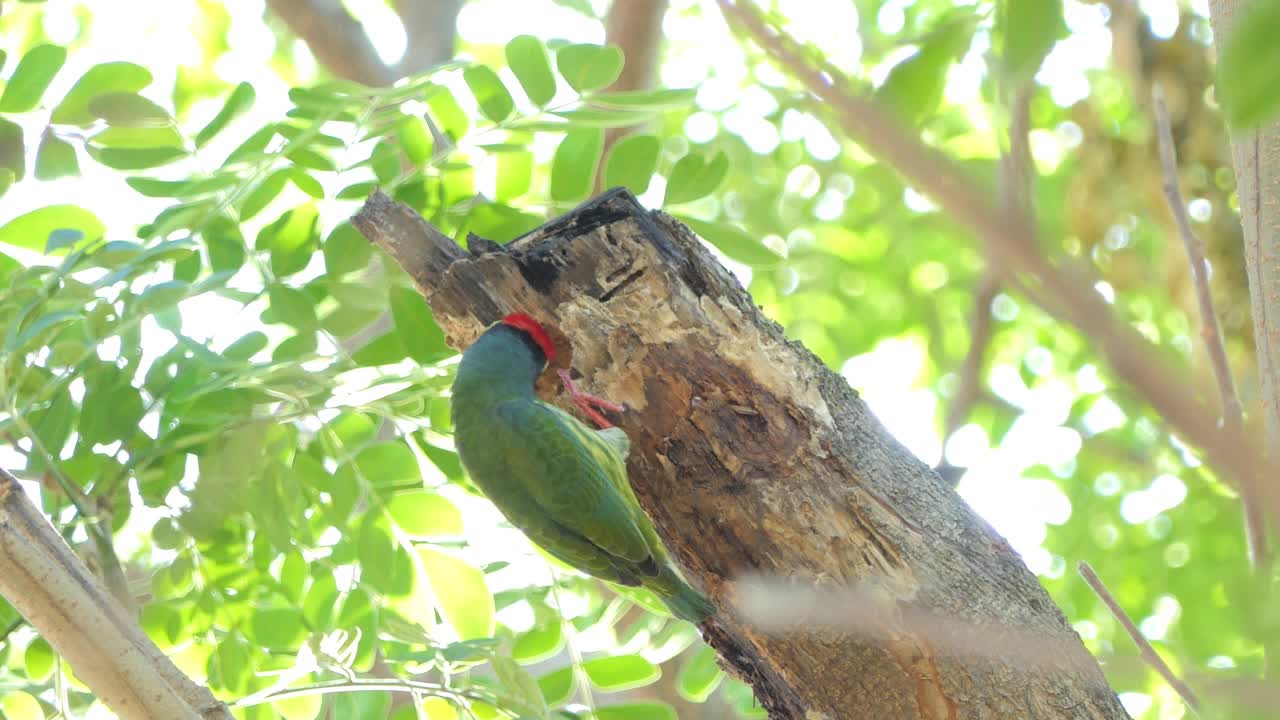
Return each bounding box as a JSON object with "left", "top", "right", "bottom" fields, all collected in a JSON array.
[
  {"left": 598, "top": 0, "right": 669, "bottom": 190},
  {"left": 392, "top": 0, "right": 464, "bottom": 76},
  {"left": 266, "top": 0, "right": 397, "bottom": 86},
  {"left": 717, "top": 0, "right": 1278, "bottom": 525},
  {"left": 267, "top": 0, "right": 460, "bottom": 87},
  {"left": 0, "top": 468, "right": 232, "bottom": 720},
  {"left": 1079, "top": 561, "right": 1202, "bottom": 713},
  {"left": 1152, "top": 85, "right": 1262, "bottom": 565}
]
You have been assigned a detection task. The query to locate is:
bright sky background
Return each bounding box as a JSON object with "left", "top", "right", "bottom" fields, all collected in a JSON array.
[{"left": 2, "top": 2, "right": 1209, "bottom": 715}]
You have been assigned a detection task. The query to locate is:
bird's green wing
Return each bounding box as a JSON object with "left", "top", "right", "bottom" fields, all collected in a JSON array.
[{"left": 493, "top": 399, "right": 651, "bottom": 565}]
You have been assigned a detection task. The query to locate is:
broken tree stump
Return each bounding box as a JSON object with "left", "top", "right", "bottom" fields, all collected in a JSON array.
[{"left": 352, "top": 188, "right": 1129, "bottom": 720}]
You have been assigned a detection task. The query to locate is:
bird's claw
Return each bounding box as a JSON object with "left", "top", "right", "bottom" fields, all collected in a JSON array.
[{"left": 557, "top": 369, "right": 625, "bottom": 429}]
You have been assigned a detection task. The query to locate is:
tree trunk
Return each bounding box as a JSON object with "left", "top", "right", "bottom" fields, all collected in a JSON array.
[{"left": 352, "top": 188, "right": 1130, "bottom": 719}]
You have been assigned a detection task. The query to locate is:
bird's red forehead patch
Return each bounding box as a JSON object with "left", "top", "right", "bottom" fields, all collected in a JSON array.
[{"left": 501, "top": 313, "right": 556, "bottom": 362}]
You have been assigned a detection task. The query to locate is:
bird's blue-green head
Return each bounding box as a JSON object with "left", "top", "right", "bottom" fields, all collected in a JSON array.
[{"left": 454, "top": 313, "right": 556, "bottom": 399}]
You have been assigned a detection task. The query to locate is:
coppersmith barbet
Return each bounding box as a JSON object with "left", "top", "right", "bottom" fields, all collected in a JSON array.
[{"left": 451, "top": 313, "right": 713, "bottom": 623}]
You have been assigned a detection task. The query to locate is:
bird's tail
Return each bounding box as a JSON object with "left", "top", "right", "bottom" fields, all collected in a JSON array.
[{"left": 651, "top": 565, "right": 714, "bottom": 623}]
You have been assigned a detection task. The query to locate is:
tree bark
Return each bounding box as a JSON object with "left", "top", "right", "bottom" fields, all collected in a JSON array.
[
  {"left": 0, "top": 469, "right": 233, "bottom": 720},
  {"left": 352, "top": 189, "right": 1129, "bottom": 719},
  {"left": 1207, "top": 0, "right": 1280, "bottom": 507}
]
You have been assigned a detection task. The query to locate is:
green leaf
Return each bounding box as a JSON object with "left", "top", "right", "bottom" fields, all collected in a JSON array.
[
  {"left": 359, "top": 513, "right": 413, "bottom": 595},
  {"left": 664, "top": 149, "right": 729, "bottom": 205},
  {"left": 272, "top": 328, "right": 314, "bottom": 364},
  {"left": 506, "top": 35, "right": 557, "bottom": 105},
  {"left": 396, "top": 115, "right": 433, "bottom": 165},
  {"left": 249, "top": 607, "right": 307, "bottom": 649},
  {"left": 464, "top": 65, "right": 514, "bottom": 123},
  {"left": 279, "top": 550, "right": 307, "bottom": 603},
  {"left": 303, "top": 574, "right": 339, "bottom": 629},
  {"left": 23, "top": 637, "right": 54, "bottom": 682},
  {"left": 537, "top": 666, "right": 575, "bottom": 707},
  {"left": 677, "top": 644, "right": 723, "bottom": 702},
  {"left": 548, "top": 107, "right": 660, "bottom": 128},
  {"left": 45, "top": 228, "right": 82, "bottom": 253},
  {"left": 267, "top": 285, "right": 318, "bottom": 329},
  {"left": 88, "top": 92, "right": 172, "bottom": 127},
  {"left": 277, "top": 694, "right": 322, "bottom": 720},
  {"left": 418, "top": 546, "right": 494, "bottom": 640},
  {"left": 351, "top": 445, "right": 415, "bottom": 497},
  {"left": 550, "top": 128, "right": 603, "bottom": 202},
  {"left": 426, "top": 85, "right": 469, "bottom": 141},
  {"left": 588, "top": 88, "right": 697, "bottom": 110},
  {"left": 223, "top": 331, "right": 267, "bottom": 361},
  {"left": 352, "top": 331, "right": 409, "bottom": 366},
  {"left": 223, "top": 124, "right": 276, "bottom": 166},
  {"left": 582, "top": 654, "right": 661, "bottom": 691},
  {"left": 595, "top": 702, "right": 678, "bottom": 720},
  {"left": 85, "top": 144, "right": 185, "bottom": 169},
  {"left": 998, "top": 0, "right": 1063, "bottom": 83},
  {"left": 1218, "top": 1, "right": 1280, "bottom": 128},
  {"left": 238, "top": 168, "right": 288, "bottom": 220},
  {"left": 878, "top": 16, "right": 976, "bottom": 125},
  {"left": 288, "top": 167, "right": 324, "bottom": 198},
  {"left": 0, "top": 204, "right": 104, "bottom": 253},
  {"left": 259, "top": 203, "right": 319, "bottom": 277},
  {"left": 556, "top": 43, "right": 624, "bottom": 94},
  {"left": 0, "top": 44, "right": 67, "bottom": 112},
  {"left": 323, "top": 222, "right": 372, "bottom": 276},
  {"left": 195, "top": 81, "right": 254, "bottom": 146},
  {"left": 0, "top": 691, "right": 43, "bottom": 720},
  {"left": 34, "top": 129, "right": 79, "bottom": 180},
  {"left": 390, "top": 286, "right": 450, "bottom": 362},
  {"left": 136, "top": 280, "right": 191, "bottom": 313},
  {"left": 51, "top": 61, "right": 153, "bottom": 126},
  {"left": 287, "top": 145, "right": 336, "bottom": 172},
  {"left": 604, "top": 133, "right": 658, "bottom": 195},
  {"left": 337, "top": 180, "right": 377, "bottom": 200},
  {"left": 513, "top": 623, "right": 564, "bottom": 664},
  {"left": 678, "top": 216, "right": 785, "bottom": 267},
  {"left": 0, "top": 118, "right": 25, "bottom": 182},
  {"left": 489, "top": 656, "right": 549, "bottom": 716},
  {"left": 205, "top": 217, "right": 247, "bottom": 273},
  {"left": 387, "top": 491, "right": 463, "bottom": 537},
  {"left": 91, "top": 124, "right": 183, "bottom": 149},
  {"left": 0, "top": 168, "right": 13, "bottom": 199},
  {"left": 495, "top": 149, "right": 533, "bottom": 201}
]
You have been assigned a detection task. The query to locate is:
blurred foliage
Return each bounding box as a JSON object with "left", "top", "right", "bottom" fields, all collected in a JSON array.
[{"left": 0, "top": 0, "right": 1269, "bottom": 719}]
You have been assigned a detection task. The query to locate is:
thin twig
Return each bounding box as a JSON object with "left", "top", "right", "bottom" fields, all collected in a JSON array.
[
  {"left": 1078, "top": 562, "right": 1202, "bottom": 714},
  {"left": 944, "top": 272, "right": 1001, "bottom": 441},
  {"left": 1152, "top": 85, "right": 1264, "bottom": 567},
  {"left": 1153, "top": 87, "right": 1245, "bottom": 434}
]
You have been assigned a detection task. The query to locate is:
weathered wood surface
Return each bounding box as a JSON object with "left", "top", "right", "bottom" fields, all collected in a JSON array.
[{"left": 353, "top": 188, "right": 1129, "bottom": 720}]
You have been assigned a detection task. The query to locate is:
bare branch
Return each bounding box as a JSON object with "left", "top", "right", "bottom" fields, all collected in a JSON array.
[
  {"left": 605, "top": 0, "right": 668, "bottom": 94},
  {"left": 943, "top": 272, "right": 1001, "bottom": 442},
  {"left": 598, "top": 0, "right": 669, "bottom": 190},
  {"left": 1079, "top": 562, "right": 1202, "bottom": 714},
  {"left": 0, "top": 468, "right": 232, "bottom": 720},
  {"left": 266, "top": 0, "right": 397, "bottom": 86},
  {"left": 391, "top": 0, "right": 463, "bottom": 75},
  {"left": 1152, "top": 85, "right": 1263, "bottom": 565},
  {"left": 1153, "top": 87, "right": 1244, "bottom": 433},
  {"left": 717, "top": 0, "right": 1278, "bottom": 523}
]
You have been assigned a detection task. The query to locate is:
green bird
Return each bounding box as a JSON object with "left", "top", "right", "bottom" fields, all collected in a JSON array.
[{"left": 451, "top": 313, "right": 714, "bottom": 623}]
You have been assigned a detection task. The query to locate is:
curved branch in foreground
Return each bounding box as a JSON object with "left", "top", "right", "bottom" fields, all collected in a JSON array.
[
  {"left": 0, "top": 469, "right": 232, "bottom": 720},
  {"left": 353, "top": 188, "right": 1129, "bottom": 719}
]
